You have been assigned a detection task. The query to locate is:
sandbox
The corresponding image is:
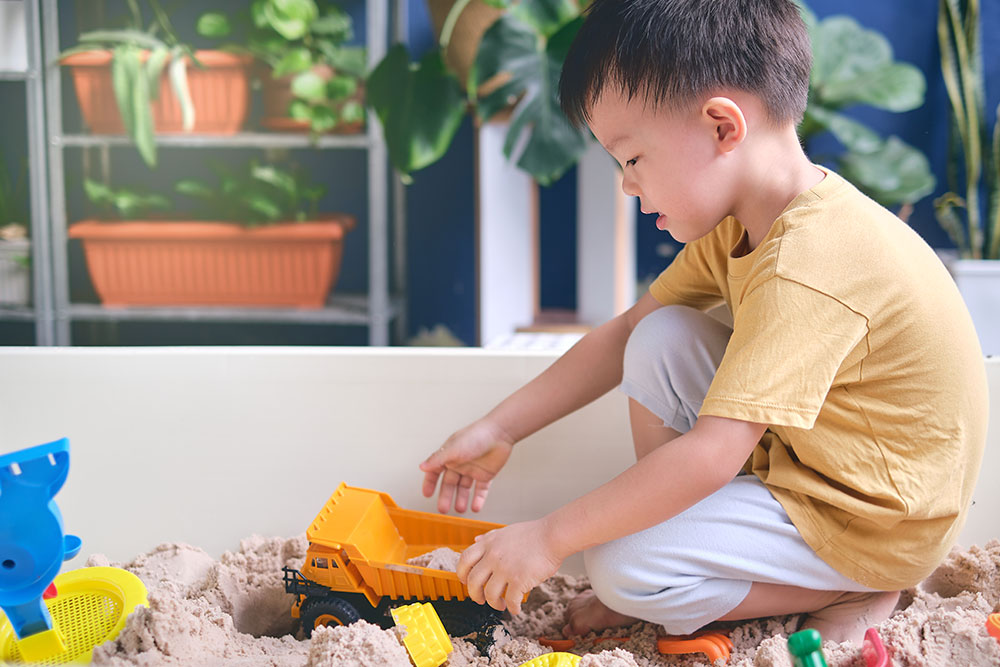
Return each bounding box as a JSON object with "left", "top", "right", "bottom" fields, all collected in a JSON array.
[
  {"left": 84, "top": 536, "right": 1000, "bottom": 666},
  {"left": 2, "top": 349, "right": 998, "bottom": 665}
]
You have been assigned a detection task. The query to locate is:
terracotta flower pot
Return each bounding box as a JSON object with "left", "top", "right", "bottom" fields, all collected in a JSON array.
[
  {"left": 62, "top": 50, "right": 252, "bottom": 135},
  {"left": 259, "top": 64, "right": 365, "bottom": 134},
  {"left": 67, "top": 216, "right": 356, "bottom": 308}
]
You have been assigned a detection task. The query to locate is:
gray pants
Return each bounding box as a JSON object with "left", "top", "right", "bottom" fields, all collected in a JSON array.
[{"left": 584, "top": 306, "right": 873, "bottom": 635}]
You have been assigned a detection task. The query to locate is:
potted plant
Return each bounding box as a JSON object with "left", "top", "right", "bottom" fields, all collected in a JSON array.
[
  {"left": 61, "top": 0, "right": 252, "bottom": 167},
  {"left": 68, "top": 163, "right": 355, "bottom": 308},
  {"left": 197, "top": 0, "right": 366, "bottom": 135},
  {"left": 0, "top": 153, "right": 29, "bottom": 307},
  {"left": 368, "top": 0, "right": 588, "bottom": 185},
  {"left": 933, "top": 0, "right": 999, "bottom": 355},
  {"left": 796, "top": 3, "right": 936, "bottom": 214}
]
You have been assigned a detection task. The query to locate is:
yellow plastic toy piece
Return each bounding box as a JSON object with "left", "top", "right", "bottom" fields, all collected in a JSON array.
[
  {"left": 0, "top": 567, "right": 148, "bottom": 665},
  {"left": 517, "top": 652, "right": 582, "bottom": 667},
  {"left": 391, "top": 602, "right": 453, "bottom": 667}
]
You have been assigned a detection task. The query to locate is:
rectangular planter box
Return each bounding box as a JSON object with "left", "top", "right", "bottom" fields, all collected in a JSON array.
[
  {"left": 62, "top": 50, "right": 252, "bottom": 135},
  {"left": 68, "top": 217, "right": 355, "bottom": 308},
  {"left": 0, "top": 239, "right": 30, "bottom": 306}
]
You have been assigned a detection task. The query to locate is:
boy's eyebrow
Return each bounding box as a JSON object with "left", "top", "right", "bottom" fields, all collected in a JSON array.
[{"left": 604, "top": 135, "right": 630, "bottom": 154}]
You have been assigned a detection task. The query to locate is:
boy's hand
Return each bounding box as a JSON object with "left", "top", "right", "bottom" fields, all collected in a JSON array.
[
  {"left": 420, "top": 418, "right": 515, "bottom": 513},
  {"left": 457, "top": 519, "right": 563, "bottom": 615}
]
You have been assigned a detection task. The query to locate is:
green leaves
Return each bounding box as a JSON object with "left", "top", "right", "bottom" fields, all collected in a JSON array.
[
  {"left": 195, "top": 0, "right": 363, "bottom": 135},
  {"left": 263, "top": 0, "right": 318, "bottom": 41},
  {"left": 84, "top": 179, "right": 169, "bottom": 220},
  {"left": 174, "top": 162, "right": 326, "bottom": 225},
  {"left": 935, "top": 0, "right": 998, "bottom": 258},
  {"left": 196, "top": 12, "right": 231, "bottom": 38},
  {"left": 272, "top": 47, "right": 313, "bottom": 77},
  {"left": 368, "top": 0, "right": 587, "bottom": 184},
  {"left": 800, "top": 8, "right": 935, "bottom": 208},
  {"left": 368, "top": 45, "right": 467, "bottom": 177},
  {"left": 474, "top": 14, "right": 586, "bottom": 185},
  {"left": 72, "top": 11, "right": 201, "bottom": 168},
  {"left": 291, "top": 70, "right": 327, "bottom": 102},
  {"left": 839, "top": 136, "right": 935, "bottom": 206},
  {"left": 109, "top": 44, "right": 157, "bottom": 167},
  {"left": 810, "top": 16, "right": 925, "bottom": 113},
  {"left": 508, "top": 0, "right": 579, "bottom": 39}
]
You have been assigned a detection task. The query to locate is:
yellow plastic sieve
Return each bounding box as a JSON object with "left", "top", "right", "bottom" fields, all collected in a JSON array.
[{"left": 0, "top": 567, "right": 147, "bottom": 665}]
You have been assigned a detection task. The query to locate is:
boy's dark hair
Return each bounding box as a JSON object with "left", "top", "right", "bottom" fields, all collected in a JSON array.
[{"left": 559, "top": 0, "right": 812, "bottom": 127}]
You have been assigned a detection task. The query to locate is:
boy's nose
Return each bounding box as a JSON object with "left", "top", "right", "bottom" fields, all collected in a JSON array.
[{"left": 621, "top": 173, "right": 640, "bottom": 198}]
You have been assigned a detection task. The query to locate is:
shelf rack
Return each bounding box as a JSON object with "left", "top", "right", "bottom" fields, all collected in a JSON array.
[
  {"left": 0, "top": 0, "right": 56, "bottom": 345},
  {"left": 33, "top": 0, "right": 407, "bottom": 346}
]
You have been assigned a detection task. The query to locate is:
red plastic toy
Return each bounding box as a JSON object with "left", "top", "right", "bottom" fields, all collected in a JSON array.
[
  {"left": 861, "top": 628, "right": 888, "bottom": 667},
  {"left": 987, "top": 613, "right": 1000, "bottom": 643}
]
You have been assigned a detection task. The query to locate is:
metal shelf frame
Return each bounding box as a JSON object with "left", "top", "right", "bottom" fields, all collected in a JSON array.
[
  {"left": 36, "top": 0, "right": 408, "bottom": 346},
  {"left": 0, "top": 0, "right": 56, "bottom": 344}
]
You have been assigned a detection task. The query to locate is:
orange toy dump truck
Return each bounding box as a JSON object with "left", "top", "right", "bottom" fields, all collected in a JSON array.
[{"left": 283, "top": 482, "right": 508, "bottom": 649}]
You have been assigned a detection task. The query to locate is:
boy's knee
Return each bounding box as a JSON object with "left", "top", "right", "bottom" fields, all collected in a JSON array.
[
  {"left": 582, "top": 536, "right": 644, "bottom": 616},
  {"left": 583, "top": 534, "right": 673, "bottom": 621},
  {"left": 583, "top": 533, "right": 731, "bottom": 635},
  {"left": 622, "top": 306, "right": 727, "bottom": 431},
  {"left": 623, "top": 306, "right": 699, "bottom": 380}
]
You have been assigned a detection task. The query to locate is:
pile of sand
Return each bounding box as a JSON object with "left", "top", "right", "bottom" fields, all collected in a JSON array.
[{"left": 87, "top": 538, "right": 1000, "bottom": 666}]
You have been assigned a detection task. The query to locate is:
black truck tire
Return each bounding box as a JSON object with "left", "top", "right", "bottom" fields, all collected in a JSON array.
[{"left": 300, "top": 596, "right": 362, "bottom": 636}]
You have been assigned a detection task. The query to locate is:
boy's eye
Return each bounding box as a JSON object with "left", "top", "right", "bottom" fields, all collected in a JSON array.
[{"left": 625, "top": 157, "right": 638, "bottom": 167}]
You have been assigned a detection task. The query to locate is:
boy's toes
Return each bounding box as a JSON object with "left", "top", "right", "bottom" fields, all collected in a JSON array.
[{"left": 561, "top": 588, "right": 638, "bottom": 637}]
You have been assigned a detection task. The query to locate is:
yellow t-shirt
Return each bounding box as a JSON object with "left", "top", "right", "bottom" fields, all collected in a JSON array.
[{"left": 649, "top": 168, "right": 988, "bottom": 590}]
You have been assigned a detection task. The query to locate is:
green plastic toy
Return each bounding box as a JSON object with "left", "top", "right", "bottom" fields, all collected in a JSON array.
[{"left": 788, "top": 629, "right": 828, "bottom": 667}]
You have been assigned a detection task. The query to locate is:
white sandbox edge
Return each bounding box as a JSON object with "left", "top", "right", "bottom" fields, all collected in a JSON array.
[{"left": 0, "top": 348, "right": 996, "bottom": 574}]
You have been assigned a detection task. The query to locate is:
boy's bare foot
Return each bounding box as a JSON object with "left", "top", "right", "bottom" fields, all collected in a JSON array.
[
  {"left": 561, "top": 589, "right": 639, "bottom": 637},
  {"left": 800, "top": 590, "right": 900, "bottom": 645}
]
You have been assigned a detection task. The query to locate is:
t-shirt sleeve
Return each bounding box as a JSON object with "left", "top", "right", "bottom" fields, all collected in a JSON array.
[
  {"left": 649, "top": 239, "right": 726, "bottom": 310},
  {"left": 700, "top": 276, "right": 869, "bottom": 429}
]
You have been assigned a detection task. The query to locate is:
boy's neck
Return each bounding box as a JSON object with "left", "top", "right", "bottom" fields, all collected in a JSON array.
[{"left": 731, "top": 127, "right": 826, "bottom": 252}]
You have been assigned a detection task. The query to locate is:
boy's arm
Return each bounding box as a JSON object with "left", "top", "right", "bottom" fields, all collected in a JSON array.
[
  {"left": 487, "top": 291, "right": 664, "bottom": 442},
  {"left": 544, "top": 415, "right": 766, "bottom": 552},
  {"left": 422, "top": 293, "right": 664, "bottom": 513},
  {"left": 457, "top": 415, "right": 767, "bottom": 613}
]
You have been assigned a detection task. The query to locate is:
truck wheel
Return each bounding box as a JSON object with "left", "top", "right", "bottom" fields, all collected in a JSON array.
[{"left": 301, "top": 596, "right": 361, "bottom": 637}]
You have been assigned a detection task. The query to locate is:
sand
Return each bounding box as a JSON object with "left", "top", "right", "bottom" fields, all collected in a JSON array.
[{"left": 85, "top": 538, "right": 1000, "bottom": 667}]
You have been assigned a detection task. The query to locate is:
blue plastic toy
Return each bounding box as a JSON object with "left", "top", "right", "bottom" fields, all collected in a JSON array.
[{"left": 0, "top": 438, "right": 81, "bottom": 640}]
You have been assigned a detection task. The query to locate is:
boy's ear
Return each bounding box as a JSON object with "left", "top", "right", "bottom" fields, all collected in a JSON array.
[{"left": 701, "top": 97, "right": 747, "bottom": 153}]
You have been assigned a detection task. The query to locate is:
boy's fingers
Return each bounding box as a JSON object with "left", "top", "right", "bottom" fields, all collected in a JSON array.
[
  {"left": 454, "top": 477, "right": 474, "bottom": 513},
  {"left": 437, "top": 469, "right": 462, "bottom": 513},
  {"left": 421, "top": 469, "right": 442, "bottom": 499},
  {"left": 470, "top": 481, "right": 490, "bottom": 512},
  {"left": 504, "top": 584, "right": 522, "bottom": 615},
  {"left": 456, "top": 541, "right": 483, "bottom": 584},
  {"left": 483, "top": 574, "right": 508, "bottom": 612}
]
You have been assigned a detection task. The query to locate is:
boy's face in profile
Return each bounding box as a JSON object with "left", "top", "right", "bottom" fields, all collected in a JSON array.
[{"left": 588, "top": 88, "right": 737, "bottom": 244}]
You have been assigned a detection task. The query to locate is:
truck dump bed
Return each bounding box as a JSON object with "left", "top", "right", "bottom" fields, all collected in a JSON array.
[{"left": 308, "top": 483, "right": 504, "bottom": 603}]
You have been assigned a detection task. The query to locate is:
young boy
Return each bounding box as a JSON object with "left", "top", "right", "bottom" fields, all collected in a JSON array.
[{"left": 419, "top": 0, "right": 988, "bottom": 645}]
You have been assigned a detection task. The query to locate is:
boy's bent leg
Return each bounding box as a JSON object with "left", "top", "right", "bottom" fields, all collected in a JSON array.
[
  {"left": 571, "top": 477, "right": 882, "bottom": 639},
  {"left": 718, "top": 583, "right": 899, "bottom": 644},
  {"left": 621, "top": 305, "right": 732, "bottom": 459}
]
